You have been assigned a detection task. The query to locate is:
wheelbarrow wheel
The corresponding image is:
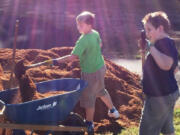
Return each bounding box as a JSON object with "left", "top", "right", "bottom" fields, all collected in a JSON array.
[{"left": 54, "top": 112, "right": 86, "bottom": 135}]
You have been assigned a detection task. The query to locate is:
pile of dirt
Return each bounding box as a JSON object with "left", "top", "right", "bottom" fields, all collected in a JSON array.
[
  {"left": 13, "top": 59, "right": 71, "bottom": 103},
  {"left": 0, "top": 47, "right": 143, "bottom": 134}
]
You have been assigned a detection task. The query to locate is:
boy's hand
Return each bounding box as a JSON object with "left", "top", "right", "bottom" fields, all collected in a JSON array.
[
  {"left": 138, "top": 39, "right": 146, "bottom": 50},
  {"left": 147, "top": 41, "right": 154, "bottom": 50},
  {"left": 44, "top": 58, "right": 60, "bottom": 66},
  {"left": 138, "top": 29, "right": 148, "bottom": 50},
  {"left": 44, "top": 59, "right": 54, "bottom": 67}
]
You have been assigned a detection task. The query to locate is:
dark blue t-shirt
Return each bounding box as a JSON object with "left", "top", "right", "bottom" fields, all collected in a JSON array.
[{"left": 142, "top": 37, "right": 178, "bottom": 96}]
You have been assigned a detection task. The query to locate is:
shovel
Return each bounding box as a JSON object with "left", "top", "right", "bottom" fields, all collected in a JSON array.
[
  {"left": 14, "top": 58, "right": 59, "bottom": 81},
  {"left": 26, "top": 58, "right": 59, "bottom": 69},
  {"left": 139, "top": 30, "right": 147, "bottom": 70},
  {"left": 27, "top": 59, "right": 53, "bottom": 69},
  {"left": 9, "top": 20, "right": 19, "bottom": 88}
]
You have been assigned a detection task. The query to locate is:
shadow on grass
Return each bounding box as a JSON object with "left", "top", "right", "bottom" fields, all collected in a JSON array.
[{"left": 95, "top": 119, "right": 124, "bottom": 135}]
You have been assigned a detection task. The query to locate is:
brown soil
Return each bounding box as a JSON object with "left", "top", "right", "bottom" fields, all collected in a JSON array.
[{"left": 0, "top": 47, "right": 143, "bottom": 134}]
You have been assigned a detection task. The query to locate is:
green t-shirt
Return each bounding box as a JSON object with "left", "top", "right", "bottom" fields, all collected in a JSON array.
[{"left": 71, "top": 29, "right": 105, "bottom": 73}]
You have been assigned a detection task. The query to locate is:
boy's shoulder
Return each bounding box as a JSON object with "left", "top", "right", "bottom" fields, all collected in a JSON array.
[
  {"left": 77, "top": 35, "right": 86, "bottom": 43},
  {"left": 157, "top": 37, "right": 174, "bottom": 45},
  {"left": 156, "top": 37, "right": 176, "bottom": 51},
  {"left": 77, "top": 29, "right": 100, "bottom": 42},
  {"left": 87, "top": 29, "right": 100, "bottom": 39},
  {"left": 82, "top": 29, "right": 99, "bottom": 38},
  {"left": 91, "top": 29, "right": 99, "bottom": 35}
]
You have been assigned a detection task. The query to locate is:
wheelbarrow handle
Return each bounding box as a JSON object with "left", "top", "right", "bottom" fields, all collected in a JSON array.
[
  {"left": 0, "top": 100, "right": 6, "bottom": 116},
  {"left": 26, "top": 59, "right": 54, "bottom": 69}
]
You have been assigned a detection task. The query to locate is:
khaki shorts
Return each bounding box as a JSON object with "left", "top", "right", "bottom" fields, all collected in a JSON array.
[{"left": 80, "top": 65, "right": 108, "bottom": 108}]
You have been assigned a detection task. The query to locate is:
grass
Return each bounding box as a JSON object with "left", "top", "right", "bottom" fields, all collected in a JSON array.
[
  {"left": 119, "top": 108, "right": 180, "bottom": 135},
  {"left": 174, "top": 108, "right": 180, "bottom": 134},
  {"left": 120, "top": 126, "right": 138, "bottom": 135}
]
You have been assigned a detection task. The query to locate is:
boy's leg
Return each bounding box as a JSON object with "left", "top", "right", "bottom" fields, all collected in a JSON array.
[
  {"left": 97, "top": 65, "right": 114, "bottom": 109},
  {"left": 100, "top": 90, "right": 114, "bottom": 109},
  {"left": 86, "top": 107, "right": 95, "bottom": 122},
  {"left": 139, "top": 90, "right": 179, "bottom": 135},
  {"left": 161, "top": 107, "right": 175, "bottom": 135},
  {"left": 80, "top": 71, "right": 98, "bottom": 133},
  {"left": 139, "top": 97, "right": 163, "bottom": 135},
  {"left": 161, "top": 90, "right": 180, "bottom": 135},
  {"left": 98, "top": 89, "right": 119, "bottom": 118},
  {"left": 97, "top": 65, "right": 120, "bottom": 118},
  {"left": 85, "top": 107, "right": 95, "bottom": 134}
]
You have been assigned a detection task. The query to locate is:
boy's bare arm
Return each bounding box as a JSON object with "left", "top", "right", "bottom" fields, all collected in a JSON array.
[
  {"left": 100, "top": 42, "right": 102, "bottom": 48},
  {"left": 150, "top": 46, "right": 173, "bottom": 70},
  {"left": 174, "top": 66, "right": 179, "bottom": 74}
]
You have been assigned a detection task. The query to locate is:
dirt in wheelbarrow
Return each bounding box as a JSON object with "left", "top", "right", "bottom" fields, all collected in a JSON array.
[{"left": 0, "top": 47, "right": 143, "bottom": 134}]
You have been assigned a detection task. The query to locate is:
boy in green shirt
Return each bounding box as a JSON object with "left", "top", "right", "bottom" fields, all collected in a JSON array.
[{"left": 54, "top": 11, "right": 119, "bottom": 134}]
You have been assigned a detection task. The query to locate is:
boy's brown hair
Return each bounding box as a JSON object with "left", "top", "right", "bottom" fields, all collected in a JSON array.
[
  {"left": 142, "top": 11, "right": 171, "bottom": 33},
  {"left": 76, "top": 11, "right": 95, "bottom": 26}
]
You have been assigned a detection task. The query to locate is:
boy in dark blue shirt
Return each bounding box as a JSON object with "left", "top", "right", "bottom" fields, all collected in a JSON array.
[{"left": 139, "top": 11, "right": 180, "bottom": 135}]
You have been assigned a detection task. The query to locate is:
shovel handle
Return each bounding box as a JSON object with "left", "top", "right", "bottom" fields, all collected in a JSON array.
[
  {"left": 26, "top": 59, "right": 54, "bottom": 69},
  {"left": 26, "top": 58, "right": 61, "bottom": 69}
]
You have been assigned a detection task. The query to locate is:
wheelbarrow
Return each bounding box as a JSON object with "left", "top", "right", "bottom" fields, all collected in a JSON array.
[{"left": 0, "top": 78, "right": 88, "bottom": 135}]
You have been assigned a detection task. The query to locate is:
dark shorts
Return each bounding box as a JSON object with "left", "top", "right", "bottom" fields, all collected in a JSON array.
[
  {"left": 80, "top": 65, "right": 109, "bottom": 108},
  {"left": 139, "top": 90, "right": 180, "bottom": 135}
]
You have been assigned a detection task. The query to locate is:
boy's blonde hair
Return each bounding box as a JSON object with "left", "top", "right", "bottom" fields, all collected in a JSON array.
[
  {"left": 76, "top": 11, "right": 95, "bottom": 26},
  {"left": 142, "top": 11, "right": 171, "bottom": 33}
]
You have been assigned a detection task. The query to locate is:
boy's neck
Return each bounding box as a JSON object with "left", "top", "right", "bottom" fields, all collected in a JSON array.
[
  {"left": 84, "top": 29, "right": 93, "bottom": 34},
  {"left": 156, "top": 32, "right": 169, "bottom": 42}
]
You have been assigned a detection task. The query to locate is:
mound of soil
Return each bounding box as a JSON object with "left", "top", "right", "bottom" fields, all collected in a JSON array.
[{"left": 0, "top": 47, "right": 143, "bottom": 134}]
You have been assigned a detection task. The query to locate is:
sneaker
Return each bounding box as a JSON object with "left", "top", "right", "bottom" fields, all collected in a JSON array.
[
  {"left": 85, "top": 120, "right": 94, "bottom": 134},
  {"left": 108, "top": 107, "right": 120, "bottom": 119}
]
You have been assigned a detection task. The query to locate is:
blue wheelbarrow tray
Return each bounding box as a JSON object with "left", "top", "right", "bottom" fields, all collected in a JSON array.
[{"left": 0, "top": 78, "right": 87, "bottom": 125}]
